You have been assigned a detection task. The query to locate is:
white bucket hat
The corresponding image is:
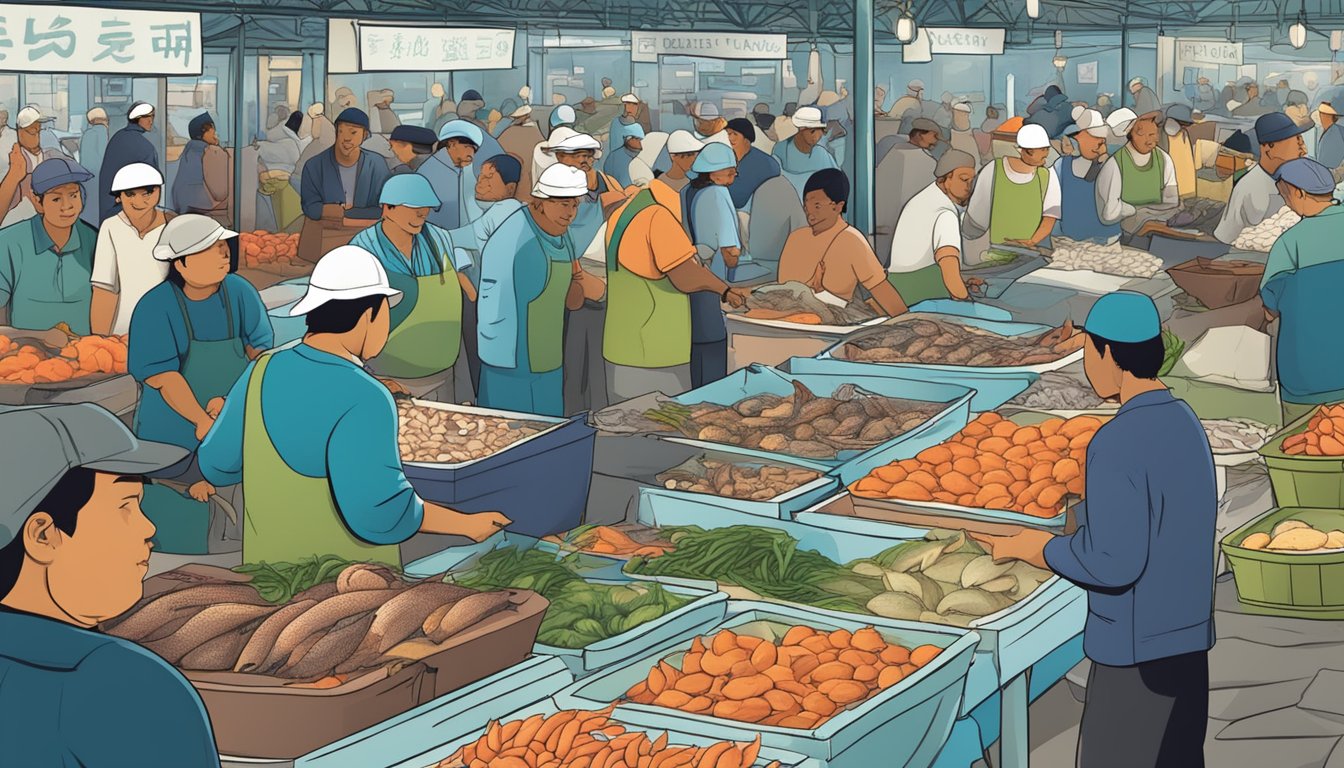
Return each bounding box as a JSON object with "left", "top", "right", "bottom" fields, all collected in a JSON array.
[
  {"left": 153, "top": 214, "right": 237, "bottom": 261},
  {"left": 667, "top": 130, "right": 705, "bottom": 154},
  {"left": 621, "top": 93, "right": 640, "bottom": 104},
  {"left": 289, "top": 245, "right": 404, "bottom": 316},
  {"left": 111, "top": 162, "right": 165, "bottom": 192},
  {"left": 1106, "top": 107, "right": 1139, "bottom": 137},
  {"left": 532, "top": 164, "right": 589, "bottom": 199},
  {"left": 543, "top": 127, "right": 602, "bottom": 158},
  {"left": 792, "top": 106, "right": 826, "bottom": 129}
]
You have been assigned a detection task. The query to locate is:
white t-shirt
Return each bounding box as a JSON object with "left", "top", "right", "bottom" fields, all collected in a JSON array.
[
  {"left": 889, "top": 182, "right": 964, "bottom": 272},
  {"left": 91, "top": 212, "right": 170, "bottom": 335},
  {"left": 964, "top": 158, "right": 1063, "bottom": 238}
]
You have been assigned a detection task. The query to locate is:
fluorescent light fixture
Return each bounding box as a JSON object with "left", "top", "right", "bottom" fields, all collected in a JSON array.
[
  {"left": 896, "top": 12, "right": 917, "bottom": 44},
  {"left": 1027, "top": 0, "right": 1041, "bottom": 20}
]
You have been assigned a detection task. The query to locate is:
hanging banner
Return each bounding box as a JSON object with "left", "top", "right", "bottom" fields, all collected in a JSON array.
[
  {"left": 630, "top": 31, "right": 788, "bottom": 63},
  {"left": 921, "top": 28, "right": 1006, "bottom": 55},
  {"left": 358, "top": 26, "right": 514, "bottom": 71},
  {"left": 1175, "top": 38, "right": 1242, "bottom": 67},
  {"left": 0, "top": 4, "right": 201, "bottom": 75}
]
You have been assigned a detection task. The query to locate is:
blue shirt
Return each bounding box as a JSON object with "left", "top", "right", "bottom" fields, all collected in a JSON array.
[
  {"left": 300, "top": 147, "right": 391, "bottom": 222},
  {"left": 199, "top": 343, "right": 425, "bottom": 545},
  {"left": 772, "top": 138, "right": 839, "bottom": 199},
  {"left": 728, "top": 147, "right": 782, "bottom": 210},
  {"left": 604, "top": 146, "right": 639, "bottom": 188},
  {"left": 350, "top": 220, "right": 473, "bottom": 280},
  {"left": 1044, "top": 389, "right": 1217, "bottom": 667},
  {"left": 477, "top": 207, "right": 575, "bottom": 369},
  {"left": 1262, "top": 204, "right": 1344, "bottom": 286},
  {"left": 417, "top": 151, "right": 482, "bottom": 231},
  {"left": 1317, "top": 123, "right": 1344, "bottom": 170},
  {"left": 0, "top": 216, "right": 97, "bottom": 335},
  {"left": 1263, "top": 257, "right": 1344, "bottom": 404},
  {"left": 0, "top": 606, "right": 219, "bottom": 767},
  {"left": 128, "top": 275, "right": 273, "bottom": 450},
  {"left": 99, "top": 124, "right": 158, "bottom": 222}
]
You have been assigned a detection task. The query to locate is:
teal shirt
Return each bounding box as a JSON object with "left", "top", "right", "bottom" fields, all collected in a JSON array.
[
  {"left": 0, "top": 606, "right": 219, "bottom": 767},
  {"left": 0, "top": 216, "right": 97, "bottom": 335},
  {"left": 477, "top": 208, "right": 576, "bottom": 370},
  {"left": 1262, "top": 204, "right": 1344, "bottom": 287},
  {"left": 198, "top": 343, "right": 425, "bottom": 545},
  {"left": 349, "top": 220, "right": 473, "bottom": 279}
]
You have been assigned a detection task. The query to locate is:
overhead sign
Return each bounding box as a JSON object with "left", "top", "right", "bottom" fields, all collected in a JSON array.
[
  {"left": 1175, "top": 38, "right": 1242, "bottom": 67},
  {"left": 630, "top": 31, "right": 788, "bottom": 63},
  {"left": 0, "top": 4, "right": 200, "bottom": 75},
  {"left": 358, "top": 26, "right": 514, "bottom": 71},
  {"left": 922, "top": 27, "right": 1006, "bottom": 55}
]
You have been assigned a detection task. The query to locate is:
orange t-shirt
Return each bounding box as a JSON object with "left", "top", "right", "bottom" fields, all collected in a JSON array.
[
  {"left": 777, "top": 219, "right": 888, "bottom": 301},
  {"left": 604, "top": 181, "right": 696, "bottom": 280}
]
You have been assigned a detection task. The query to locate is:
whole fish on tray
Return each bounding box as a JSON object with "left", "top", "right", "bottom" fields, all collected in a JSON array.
[{"left": 835, "top": 317, "right": 1083, "bottom": 367}]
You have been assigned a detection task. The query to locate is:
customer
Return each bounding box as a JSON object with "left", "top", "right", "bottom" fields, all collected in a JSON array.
[
  {"left": 90, "top": 163, "right": 170, "bottom": 336},
  {"left": 172, "top": 112, "right": 230, "bottom": 224},
  {"left": 98, "top": 102, "right": 158, "bottom": 223}
]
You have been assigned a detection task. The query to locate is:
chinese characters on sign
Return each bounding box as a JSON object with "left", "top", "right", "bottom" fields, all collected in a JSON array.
[
  {"left": 358, "top": 26, "right": 515, "bottom": 71},
  {"left": 630, "top": 32, "right": 788, "bottom": 63},
  {"left": 0, "top": 4, "right": 201, "bottom": 74}
]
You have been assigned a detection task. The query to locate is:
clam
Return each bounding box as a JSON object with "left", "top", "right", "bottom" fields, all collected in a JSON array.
[
  {"left": 960, "top": 555, "right": 1014, "bottom": 589},
  {"left": 937, "top": 588, "right": 1013, "bottom": 618},
  {"left": 867, "top": 592, "right": 924, "bottom": 621},
  {"left": 923, "top": 552, "right": 979, "bottom": 584}
]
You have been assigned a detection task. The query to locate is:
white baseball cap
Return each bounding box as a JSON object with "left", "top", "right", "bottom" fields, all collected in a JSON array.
[
  {"left": 86, "top": 107, "right": 108, "bottom": 123},
  {"left": 308, "top": 103, "right": 325, "bottom": 118},
  {"left": 128, "top": 102, "right": 155, "bottom": 120},
  {"left": 1106, "top": 107, "right": 1139, "bottom": 137},
  {"left": 1067, "top": 108, "right": 1110, "bottom": 138},
  {"left": 693, "top": 102, "right": 721, "bottom": 120},
  {"left": 667, "top": 129, "right": 704, "bottom": 154},
  {"left": 111, "top": 162, "right": 164, "bottom": 192},
  {"left": 544, "top": 127, "right": 602, "bottom": 157},
  {"left": 510, "top": 103, "right": 533, "bottom": 119},
  {"left": 289, "top": 245, "right": 404, "bottom": 316},
  {"left": 621, "top": 93, "right": 640, "bottom": 104},
  {"left": 1015, "top": 123, "right": 1051, "bottom": 149},
  {"left": 16, "top": 106, "right": 53, "bottom": 130},
  {"left": 792, "top": 106, "right": 826, "bottom": 129},
  {"left": 153, "top": 214, "right": 238, "bottom": 262},
  {"left": 532, "top": 164, "right": 589, "bottom": 199}
]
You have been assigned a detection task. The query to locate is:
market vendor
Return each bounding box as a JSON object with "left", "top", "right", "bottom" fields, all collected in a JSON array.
[
  {"left": 1054, "top": 108, "right": 1121, "bottom": 243},
  {"left": 1315, "top": 102, "right": 1344, "bottom": 172},
  {"left": 387, "top": 125, "right": 437, "bottom": 175},
  {"left": 1096, "top": 109, "right": 1180, "bottom": 234},
  {"left": 655, "top": 131, "right": 704, "bottom": 198},
  {"left": 199, "top": 246, "right": 510, "bottom": 566},
  {"left": 962, "top": 124, "right": 1061, "bottom": 259},
  {"left": 975, "top": 290, "right": 1216, "bottom": 768},
  {"left": 682, "top": 142, "right": 745, "bottom": 388},
  {"left": 602, "top": 159, "right": 749, "bottom": 402},
  {"left": 779, "top": 169, "right": 907, "bottom": 316},
  {"left": 349, "top": 174, "right": 475, "bottom": 402},
  {"left": 297, "top": 107, "right": 391, "bottom": 264},
  {"left": 418, "top": 120, "right": 483, "bottom": 231},
  {"left": 772, "top": 106, "right": 839, "bottom": 200},
  {"left": 90, "top": 163, "right": 171, "bottom": 337},
  {"left": 1214, "top": 112, "right": 1307, "bottom": 244},
  {"left": 476, "top": 164, "right": 589, "bottom": 416},
  {"left": 0, "top": 158, "right": 97, "bottom": 335},
  {"left": 603, "top": 122, "right": 648, "bottom": 189},
  {"left": 0, "top": 403, "right": 219, "bottom": 765},
  {"left": 1260, "top": 158, "right": 1344, "bottom": 423},
  {"left": 98, "top": 102, "right": 159, "bottom": 223},
  {"left": 889, "top": 149, "right": 983, "bottom": 303}
]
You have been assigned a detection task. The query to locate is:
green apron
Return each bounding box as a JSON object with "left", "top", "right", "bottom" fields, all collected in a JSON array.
[
  {"left": 603, "top": 190, "right": 692, "bottom": 369},
  {"left": 374, "top": 234, "right": 463, "bottom": 379},
  {"left": 887, "top": 264, "right": 951, "bottom": 306},
  {"left": 142, "top": 282, "right": 251, "bottom": 555},
  {"left": 988, "top": 158, "right": 1048, "bottom": 245},
  {"left": 240, "top": 353, "right": 402, "bottom": 567},
  {"left": 523, "top": 216, "right": 573, "bottom": 374},
  {"left": 1117, "top": 148, "right": 1166, "bottom": 207}
]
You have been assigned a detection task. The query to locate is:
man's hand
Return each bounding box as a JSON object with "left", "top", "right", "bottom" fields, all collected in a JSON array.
[
  {"left": 188, "top": 481, "right": 216, "bottom": 502},
  {"left": 1004, "top": 238, "right": 1037, "bottom": 249},
  {"left": 205, "top": 397, "right": 226, "bottom": 418},
  {"left": 459, "top": 511, "right": 512, "bottom": 542},
  {"left": 321, "top": 203, "right": 345, "bottom": 220},
  {"left": 964, "top": 276, "right": 987, "bottom": 297},
  {"left": 968, "top": 529, "right": 1055, "bottom": 570},
  {"left": 194, "top": 416, "right": 216, "bottom": 442},
  {"left": 4, "top": 144, "right": 25, "bottom": 181},
  {"left": 721, "top": 246, "right": 741, "bottom": 270},
  {"left": 377, "top": 377, "right": 410, "bottom": 396},
  {"left": 724, "top": 287, "right": 751, "bottom": 308}
]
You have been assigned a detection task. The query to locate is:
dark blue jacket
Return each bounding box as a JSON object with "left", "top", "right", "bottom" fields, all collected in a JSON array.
[
  {"left": 98, "top": 124, "right": 158, "bottom": 222},
  {"left": 299, "top": 146, "right": 390, "bottom": 221},
  {"left": 1044, "top": 389, "right": 1217, "bottom": 666},
  {"left": 728, "top": 147, "right": 782, "bottom": 210}
]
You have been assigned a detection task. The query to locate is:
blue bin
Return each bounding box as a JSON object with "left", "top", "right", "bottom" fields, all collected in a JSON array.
[
  {"left": 402, "top": 403, "right": 596, "bottom": 538},
  {"left": 637, "top": 449, "right": 839, "bottom": 522}
]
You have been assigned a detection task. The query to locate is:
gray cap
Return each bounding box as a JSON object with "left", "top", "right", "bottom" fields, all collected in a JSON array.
[
  {"left": 935, "top": 149, "right": 977, "bottom": 177},
  {"left": 910, "top": 117, "right": 943, "bottom": 138},
  {"left": 0, "top": 404, "right": 189, "bottom": 547}
]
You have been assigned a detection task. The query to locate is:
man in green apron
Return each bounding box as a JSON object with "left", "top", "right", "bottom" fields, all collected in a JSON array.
[
  {"left": 198, "top": 245, "right": 510, "bottom": 567},
  {"left": 603, "top": 177, "right": 749, "bottom": 402},
  {"left": 350, "top": 174, "right": 475, "bottom": 402},
  {"left": 1097, "top": 109, "right": 1179, "bottom": 235},
  {"left": 888, "top": 149, "right": 982, "bottom": 305},
  {"left": 962, "top": 124, "right": 1061, "bottom": 263}
]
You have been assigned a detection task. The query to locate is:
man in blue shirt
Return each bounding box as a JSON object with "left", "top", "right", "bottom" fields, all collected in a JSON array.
[
  {"left": 725, "top": 118, "right": 782, "bottom": 210},
  {"left": 297, "top": 108, "right": 390, "bottom": 264},
  {"left": 0, "top": 403, "right": 218, "bottom": 766},
  {"left": 977, "top": 290, "right": 1216, "bottom": 768}
]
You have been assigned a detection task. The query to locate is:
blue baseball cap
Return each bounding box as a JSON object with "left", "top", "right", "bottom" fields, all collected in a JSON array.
[
  {"left": 378, "top": 174, "right": 442, "bottom": 209},
  {"left": 1084, "top": 291, "right": 1161, "bottom": 343},
  {"left": 1254, "top": 112, "right": 1310, "bottom": 145},
  {"left": 437, "top": 119, "right": 483, "bottom": 146},
  {"left": 334, "top": 107, "right": 371, "bottom": 131},
  {"left": 1272, "top": 157, "right": 1337, "bottom": 195},
  {"left": 691, "top": 142, "right": 737, "bottom": 173},
  {"left": 550, "top": 104, "right": 577, "bottom": 128},
  {"left": 389, "top": 125, "right": 437, "bottom": 149},
  {"left": 31, "top": 158, "right": 93, "bottom": 196},
  {"left": 621, "top": 123, "right": 646, "bottom": 143}
]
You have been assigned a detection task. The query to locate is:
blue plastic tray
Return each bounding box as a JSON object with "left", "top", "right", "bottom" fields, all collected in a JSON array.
[
  {"left": 554, "top": 600, "right": 978, "bottom": 767},
  {"left": 628, "top": 448, "right": 839, "bottom": 521}
]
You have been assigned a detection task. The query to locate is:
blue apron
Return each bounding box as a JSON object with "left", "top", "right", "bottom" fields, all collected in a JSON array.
[
  {"left": 1054, "top": 156, "right": 1120, "bottom": 243},
  {"left": 681, "top": 184, "right": 729, "bottom": 344}
]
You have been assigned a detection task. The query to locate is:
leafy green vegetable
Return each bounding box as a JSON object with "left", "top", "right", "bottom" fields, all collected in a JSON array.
[
  {"left": 1158, "top": 329, "right": 1185, "bottom": 377},
  {"left": 233, "top": 554, "right": 361, "bottom": 604}
]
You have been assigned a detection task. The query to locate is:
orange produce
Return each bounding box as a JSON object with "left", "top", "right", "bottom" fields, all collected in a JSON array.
[
  {"left": 1, "top": 334, "right": 127, "bottom": 384},
  {"left": 1282, "top": 405, "right": 1344, "bottom": 456},
  {"left": 623, "top": 626, "right": 941, "bottom": 729},
  {"left": 240, "top": 231, "right": 302, "bottom": 269},
  {"left": 433, "top": 707, "right": 778, "bottom": 768},
  {"left": 849, "top": 412, "right": 1105, "bottom": 517}
]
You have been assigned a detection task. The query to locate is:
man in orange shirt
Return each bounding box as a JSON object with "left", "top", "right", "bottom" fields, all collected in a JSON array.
[{"left": 602, "top": 179, "right": 750, "bottom": 401}]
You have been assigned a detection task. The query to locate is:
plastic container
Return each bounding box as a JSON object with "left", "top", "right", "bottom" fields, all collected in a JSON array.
[
  {"left": 1259, "top": 406, "right": 1344, "bottom": 509},
  {"left": 1221, "top": 507, "right": 1344, "bottom": 619},
  {"left": 638, "top": 449, "right": 839, "bottom": 521},
  {"left": 402, "top": 401, "right": 596, "bottom": 538},
  {"left": 554, "top": 601, "right": 979, "bottom": 767},
  {"left": 724, "top": 313, "right": 886, "bottom": 370}
]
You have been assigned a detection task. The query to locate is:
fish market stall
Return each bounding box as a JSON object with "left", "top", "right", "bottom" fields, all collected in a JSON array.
[{"left": 0, "top": 328, "right": 137, "bottom": 415}]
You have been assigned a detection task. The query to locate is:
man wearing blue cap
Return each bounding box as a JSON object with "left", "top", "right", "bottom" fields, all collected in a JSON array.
[
  {"left": 1214, "top": 111, "right": 1307, "bottom": 243},
  {"left": 387, "top": 125, "right": 437, "bottom": 175},
  {"left": 172, "top": 112, "right": 230, "bottom": 224},
  {"left": 603, "top": 122, "right": 646, "bottom": 188},
  {"left": 417, "top": 120, "right": 485, "bottom": 233},
  {"left": 1262, "top": 157, "right": 1344, "bottom": 423},
  {"left": 297, "top": 107, "right": 390, "bottom": 264},
  {"left": 975, "top": 290, "right": 1216, "bottom": 768},
  {"left": 0, "top": 158, "right": 97, "bottom": 335},
  {"left": 0, "top": 403, "right": 220, "bottom": 765}
]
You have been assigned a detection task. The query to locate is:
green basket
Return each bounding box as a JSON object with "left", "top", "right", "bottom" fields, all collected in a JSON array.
[
  {"left": 1221, "top": 507, "right": 1344, "bottom": 620},
  {"left": 1258, "top": 406, "right": 1344, "bottom": 508}
]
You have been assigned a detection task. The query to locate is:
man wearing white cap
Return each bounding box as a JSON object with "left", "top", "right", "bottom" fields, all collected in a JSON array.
[
  {"left": 1315, "top": 102, "right": 1344, "bottom": 172},
  {"left": 499, "top": 103, "right": 545, "bottom": 200},
  {"left": 90, "top": 163, "right": 170, "bottom": 336},
  {"left": 1128, "top": 77, "right": 1161, "bottom": 116},
  {"left": 79, "top": 108, "right": 111, "bottom": 226},
  {"left": 1, "top": 106, "right": 68, "bottom": 228},
  {"left": 99, "top": 102, "right": 158, "bottom": 223},
  {"left": 692, "top": 102, "right": 729, "bottom": 144},
  {"left": 1096, "top": 108, "right": 1179, "bottom": 236},
  {"left": 963, "top": 124, "right": 1061, "bottom": 260},
  {"left": 608, "top": 93, "right": 644, "bottom": 156},
  {"left": 655, "top": 130, "right": 703, "bottom": 199},
  {"left": 475, "top": 164, "right": 590, "bottom": 416},
  {"left": 949, "top": 101, "right": 979, "bottom": 163},
  {"left": 417, "top": 119, "right": 484, "bottom": 232},
  {"left": 199, "top": 245, "right": 509, "bottom": 566},
  {"left": 1053, "top": 108, "right": 1122, "bottom": 243},
  {"left": 772, "top": 106, "right": 839, "bottom": 199}
]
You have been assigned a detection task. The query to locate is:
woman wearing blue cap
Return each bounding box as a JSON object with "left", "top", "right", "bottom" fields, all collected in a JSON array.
[
  {"left": 417, "top": 119, "right": 484, "bottom": 233},
  {"left": 350, "top": 174, "right": 476, "bottom": 402},
  {"left": 172, "top": 112, "right": 230, "bottom": 225},
  {"left": 681, "top": 142, "right": 745, "bottom": 387},
  {"left": 975, "top": 290, "right": 1216, "bottom": 768},
  {"left": 297, "top": 107, "right": 391, "bottom": 264}
]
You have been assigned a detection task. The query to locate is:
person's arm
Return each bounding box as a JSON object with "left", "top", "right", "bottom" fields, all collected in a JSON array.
[
  {"left": 566, "top": 261, "right": 587, "bottom": 310},
  {"left": 1043, "top": 436, "right": 1151, "bottom": 590},
  {"left": 961, "top": 164, "right": 994, "bottom": 238},
  {"left": 850, "top": 231, "right": 908, "bottom": 316},
  {"left": 129, "top": 303, "right": 213, "bottom": 440},
  {"left": 236, "top": 278, "right": 275, "bottom": 354},
  {"left": 197, "top": 360, "right": 255, "bottom": 486},
  {"left": 458, "top": 272, "right": 478, "bottom": 302},
  {"left": 476, "top": 235, "right": 519, "bottom": 369},
  {"left": 89, "top": 224, "right": 119, "bottom": 336},
  {"left": 1157, "top": 150, "right": 1180, "bottom": 209},
  {"left": 937, "top": 249, "right": 971, "bottom": 300},
  {"left": 1261, "top": 235, "right": 1295, "bottom": 289},
  {"left": 1213, "top": 182, "right": 1250, "bottom": 243},
  {"left": 145, "top": 372, "right": 214, "bottom": 441},
  {"left": 346, "top": 159, "right": 390, "bottom": 220},
  {"left": 1095, "top": 157, "right": 1134, "bottom": 224},
  {"left": 1261, "top": 271, "right": 1286, "bottom": 321},
  {"left": 326, "top": 387, "right": 425, "bottom": 545},
  {"left": 1027, "top": 216, "right": 1058, "bottom": 245},
  {"left": 203, "top": 145, "right": 230, "bottom": 207},
  {"left": 300, "top": 155, "right": 326, "bottom": 220}
]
